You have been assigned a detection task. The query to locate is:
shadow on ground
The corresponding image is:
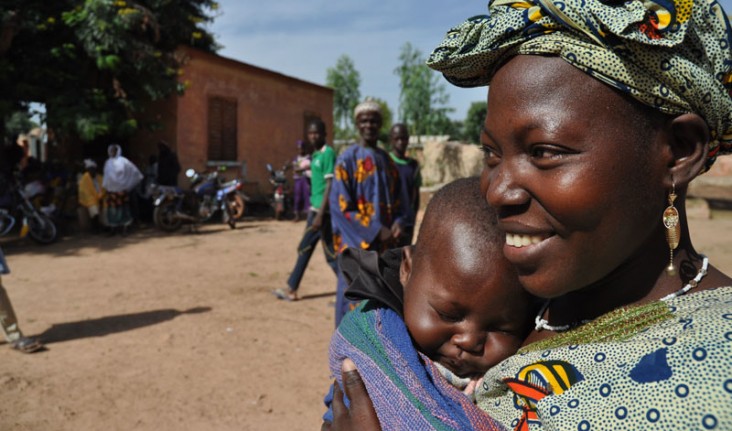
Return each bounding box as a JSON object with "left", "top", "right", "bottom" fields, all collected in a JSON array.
[
  {"left": 35, "top": 306, "right": 212, "bottom": 344},
  {"left": 0, "top": 220, "right": 266, "bottom": 257}
]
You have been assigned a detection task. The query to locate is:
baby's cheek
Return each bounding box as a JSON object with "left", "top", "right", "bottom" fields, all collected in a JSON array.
[{"left": 406, "top": 315, "right": 446, "bottom": 357}]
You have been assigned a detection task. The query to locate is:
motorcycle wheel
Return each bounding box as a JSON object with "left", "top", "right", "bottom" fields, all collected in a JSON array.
[
  {"left": 27, "top": 214, "right": 58, "bottom": 244},
  {"left": 153, "top": 202, "right": 183, "bottom": 232},
  {"left": 223, "top": 210, "right": 236, "bottom": 229},
  {"left": 227, "top": 193, "right": 246, "bottom": 220}
]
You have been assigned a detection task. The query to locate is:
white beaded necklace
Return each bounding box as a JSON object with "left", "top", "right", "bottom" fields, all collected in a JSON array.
[{"left": 534, "top": 255, "right": 710, "bottom": 333}]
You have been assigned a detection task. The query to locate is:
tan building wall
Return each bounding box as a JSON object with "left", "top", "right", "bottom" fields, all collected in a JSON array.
[{"left": 133, "top": 46, "right": 334, "bottom": 198}]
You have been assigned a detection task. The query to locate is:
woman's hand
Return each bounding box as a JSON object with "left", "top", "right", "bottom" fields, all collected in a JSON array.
[{"left": 321, "top": 359, "right": 381, "bottom": 431}]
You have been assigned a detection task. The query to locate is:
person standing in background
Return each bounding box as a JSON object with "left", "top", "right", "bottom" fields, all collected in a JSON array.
[
  {"left": 77, "top": 159, "right": 104, "bottom": 233},
  {"left": 388, "top": 123, "right": 421, "bottom": 246},
  {"left": 329, "top": 99, "right": 406, "bottom": 326},
  {"left": 274, "top": 120, "right": 338, "bottom": 302},
  {"left": 156, "top": 141, "right": 180, "bottom": 187},
  {"left": 291, "top": 140, "right": 312, "bottom": 223},
  {"left": 102, "top": 144, "right": 143, "bottom": 235},
  {"left": 0, "top": 246, "right": 43, "bottom": 353}
]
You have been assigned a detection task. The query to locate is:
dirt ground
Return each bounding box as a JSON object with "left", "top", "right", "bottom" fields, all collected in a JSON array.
[{"left": 1, "top": 212, "right": 731, "bottom": 431}]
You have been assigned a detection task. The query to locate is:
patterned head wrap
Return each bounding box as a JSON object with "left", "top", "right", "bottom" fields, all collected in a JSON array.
[
  {"left": 427, "top": 0, "right": 732, "bottom": 171},
  {"left": 354, "top": 98, "right": 382, "bottom": 119}
]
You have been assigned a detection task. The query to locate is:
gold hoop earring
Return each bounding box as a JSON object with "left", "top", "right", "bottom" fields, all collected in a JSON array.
[{"left": 663, "top": 183, "right": 680, "bottom": 276}]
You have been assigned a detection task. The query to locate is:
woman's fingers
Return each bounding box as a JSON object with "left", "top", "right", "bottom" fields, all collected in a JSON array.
[
  {"left": 325, "top": 360, "right": 381, "bottom": 430},
  {"left": 341, "top": 359, "right": 381, "bottom": 430}
]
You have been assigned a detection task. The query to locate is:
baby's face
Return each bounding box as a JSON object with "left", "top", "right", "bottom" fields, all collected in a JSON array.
[{"left": 402, "top": 248, "right": 532, "bottom": 378}]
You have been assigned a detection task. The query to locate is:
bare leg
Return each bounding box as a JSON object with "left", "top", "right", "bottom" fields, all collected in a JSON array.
[
  {"left": 0, "top": 277, "right": 43, "bottom": 353},
  {"left": 0, "top": 278, "right": 22, "bottom": 343}
]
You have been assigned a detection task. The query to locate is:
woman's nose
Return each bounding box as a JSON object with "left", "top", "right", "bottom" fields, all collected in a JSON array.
[{"left": 482, "top": 161, "right": 530, "bottom": 209}]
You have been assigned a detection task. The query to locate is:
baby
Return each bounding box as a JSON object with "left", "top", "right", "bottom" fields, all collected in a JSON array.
[
  {"left": 324, "top": 177, "right": 536, "bottom": 426},
  {"left": 337, "top": 176, "right": 536, "bottom": 384}
]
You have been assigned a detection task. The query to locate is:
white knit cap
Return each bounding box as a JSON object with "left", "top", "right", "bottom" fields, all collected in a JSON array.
[{"left": 353, "top": 97, "right": 382, "bottom": 119}]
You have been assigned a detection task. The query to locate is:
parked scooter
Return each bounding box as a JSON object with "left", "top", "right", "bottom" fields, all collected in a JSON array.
[
  {"left": 152, "top": 167, "right": 248, "bottom": 232},
  {"left": 0, "top": 175, "right": 58, "bottom": 244},
  {"left": 266, "top": 163, "right": 291, "bottom": 220}
]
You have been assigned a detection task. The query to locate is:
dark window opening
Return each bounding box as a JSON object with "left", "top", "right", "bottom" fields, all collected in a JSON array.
[{"left": 208, "top": 97, "right": 238, "bottom": 161}]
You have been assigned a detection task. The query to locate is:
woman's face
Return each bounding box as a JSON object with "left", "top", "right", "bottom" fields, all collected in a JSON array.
[{"left": 480, "top": 55, "right": 669, "bottom": 299}]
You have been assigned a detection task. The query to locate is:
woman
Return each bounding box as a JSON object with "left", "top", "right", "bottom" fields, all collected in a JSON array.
[
  {"left": 325, "top": 0, "right": 732, "bottom": 429},
  {"left": 102, "top": 144, "right": 143, "bottom": 235}
]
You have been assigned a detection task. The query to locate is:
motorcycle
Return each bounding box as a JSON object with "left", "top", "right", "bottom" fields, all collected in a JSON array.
[
  {"left": 152, "top": 167, "right": 249, "bottom": 232},
  {"left": 266, "top": 163, "right": 291, "bottom": 220},
  {"left": 0, "top": 176, "right": 58, "bottom": 244}
]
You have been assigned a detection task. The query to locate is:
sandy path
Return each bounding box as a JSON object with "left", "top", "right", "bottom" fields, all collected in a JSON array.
[{"left": 1, "top": 214, "right": 731, "bottom": 430}]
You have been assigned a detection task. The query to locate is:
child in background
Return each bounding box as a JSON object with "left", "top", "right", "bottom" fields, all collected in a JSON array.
[
  {"left": 325, "top": 177, "right": 538, "bottom": 428},
  {"left": 291, "top": 140, "right": 311, "bottom": 222}
]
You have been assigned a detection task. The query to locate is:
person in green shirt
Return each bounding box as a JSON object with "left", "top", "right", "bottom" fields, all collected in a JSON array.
[{"left": 274, "top": 119, "right": 338, "bottom": 301}]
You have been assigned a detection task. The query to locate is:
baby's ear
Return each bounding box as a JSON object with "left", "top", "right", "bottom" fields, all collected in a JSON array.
[{"left": 399, "top": 246, "right": 414, "bottom": 287}]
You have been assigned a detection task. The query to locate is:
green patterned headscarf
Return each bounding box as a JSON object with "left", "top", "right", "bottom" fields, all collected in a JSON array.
[{"left": 427, "top": 0, "right": 732, "bottom": 171}]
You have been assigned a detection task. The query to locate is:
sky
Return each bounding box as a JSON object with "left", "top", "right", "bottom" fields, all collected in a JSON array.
[
  {"left": 206, "top": 0, "right": 732, "bottom": 123},
  {"left": 205, "top": 1, "right": 490, "bottom": 121}
]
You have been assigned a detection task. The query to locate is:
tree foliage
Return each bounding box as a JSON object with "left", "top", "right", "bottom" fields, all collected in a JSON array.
[
  {"left": 326, "top": 54, "right": 361, "bottom": 140},
  {"left": 463, "top": 100, "right": 487, "bottom": 144},
  {"left": 394, "top": 42, "right": 453, "bottom": 141},
  {"left": 0, "top": 0, "right": 219, "bottom": 144}
]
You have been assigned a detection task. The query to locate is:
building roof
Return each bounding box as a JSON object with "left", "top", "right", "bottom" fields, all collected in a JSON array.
[{"left": 178, "top": 45, "right": 333, "bottom": 95}]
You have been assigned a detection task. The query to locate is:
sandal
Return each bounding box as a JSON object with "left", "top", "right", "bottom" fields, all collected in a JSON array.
[
  {"left": 272, "top": 288, "right": 298, "bottom": 301},
  {"left": 11, "top": 337, "right": 43, "bottom": 354}
]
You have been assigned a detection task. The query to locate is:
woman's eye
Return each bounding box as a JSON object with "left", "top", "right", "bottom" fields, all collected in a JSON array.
[
  {"left": 480, "top": 145, "right": 501, "bottom": 165},
  {"left": 530, "top": 146, "right": 566, "bottom": 160}
]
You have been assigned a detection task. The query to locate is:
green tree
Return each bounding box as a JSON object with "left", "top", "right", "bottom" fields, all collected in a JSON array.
[
  {"left": 394, "top": 42, "right": 453, "bottom": 142},
  {"left": 368, "top": 97, "right": 394, "bottom": 148},
  {"left": 4, "top": 111, "right": 38, "bottom": 141},
  {"left": 326, "top": 54, "right": 361, "bottom": 140},
  {"left": 463, "top": 101, "right": 487, "bottom": 144},
  {"left": 0, "top": 0, "right": 219, "bottom": 144}
]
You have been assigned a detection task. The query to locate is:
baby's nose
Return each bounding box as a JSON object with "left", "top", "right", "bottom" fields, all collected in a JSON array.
[{"left": 453, "top": 331, "right": 485, "bottom": 355}]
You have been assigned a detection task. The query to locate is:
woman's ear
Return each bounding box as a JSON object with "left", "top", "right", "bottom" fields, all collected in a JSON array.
[
  {"left": 665, "top": 113, "right": 710, "bottom": 187},
  {"left": 399, "top": 246, "right": 414, "bottom": 288}
]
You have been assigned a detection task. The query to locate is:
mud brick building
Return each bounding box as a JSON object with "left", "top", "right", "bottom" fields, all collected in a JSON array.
[{"left": 131, "top": 46, "right": 334, "bottom": 199}]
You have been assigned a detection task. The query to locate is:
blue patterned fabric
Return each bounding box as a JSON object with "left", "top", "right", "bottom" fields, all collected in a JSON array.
[{"left": 476, "top": 286, "right": 732, "bottom": 430}]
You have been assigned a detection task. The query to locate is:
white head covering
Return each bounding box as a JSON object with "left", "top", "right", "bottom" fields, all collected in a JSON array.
[
  {"left": 353, "top": 98, "right": 382, "bottom": 119},
  {"left": 83, "top": 159, "right": 97, "bottom": 169},
  {"left": 103, "top": 144, "right": 143, "bottom": 192}
]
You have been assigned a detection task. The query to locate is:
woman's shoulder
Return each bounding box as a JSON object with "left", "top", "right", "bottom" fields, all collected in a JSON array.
[
  {"left": 665, "top": 285, "right": 732, "bottom": 323},
  {"left": 478, "top": 287, "right": 732, "bottom": 430}
]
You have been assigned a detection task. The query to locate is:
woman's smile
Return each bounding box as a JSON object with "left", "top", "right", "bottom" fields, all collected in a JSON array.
[{"left": 505, "top": 233, "right": 545, "bottom": 247}]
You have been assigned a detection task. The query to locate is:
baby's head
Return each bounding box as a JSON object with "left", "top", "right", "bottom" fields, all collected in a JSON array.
[{"left": 401, "top": 177, "right": 535, "bottom": 378}]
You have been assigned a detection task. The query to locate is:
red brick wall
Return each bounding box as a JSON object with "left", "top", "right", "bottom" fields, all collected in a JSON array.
[{"left": 174, "top": 47, "right": 334, "bottom": 197}]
